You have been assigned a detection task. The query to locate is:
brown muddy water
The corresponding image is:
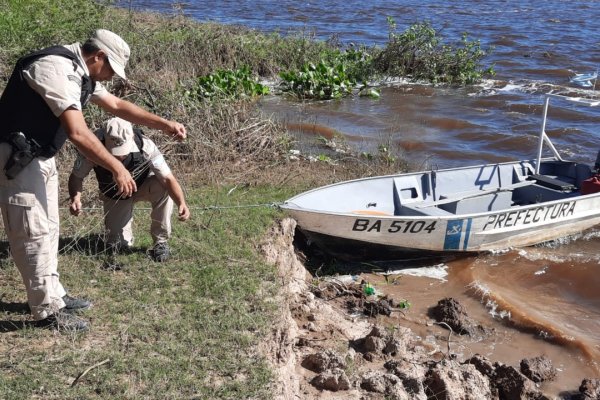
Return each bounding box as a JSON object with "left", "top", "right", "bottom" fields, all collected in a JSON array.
[{"left": 363, "top": 231, "right": 600, "bottom": 396}]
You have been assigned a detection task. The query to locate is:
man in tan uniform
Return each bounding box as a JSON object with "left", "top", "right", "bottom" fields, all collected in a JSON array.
[
  {"left": 0, "top": 29, "right": 186, "bottom": 331},
  {"left": 68, "top": 117, "right": 190, "bottom": 262}
]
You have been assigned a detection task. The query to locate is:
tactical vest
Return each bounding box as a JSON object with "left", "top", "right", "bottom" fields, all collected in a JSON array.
[
  {"left": 0, "top": 46, "right": 95, "bottom": 158},
  {"left": 93, "top": 128, "right": 150, "bottom": 199}
]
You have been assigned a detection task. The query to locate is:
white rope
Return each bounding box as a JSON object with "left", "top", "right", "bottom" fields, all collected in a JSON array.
[{"left": 58, "top": 202, "right": 282, "bottom": 212}]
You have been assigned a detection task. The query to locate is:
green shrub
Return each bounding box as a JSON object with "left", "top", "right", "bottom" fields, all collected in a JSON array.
[
  {"left": 373, "top": 18, "right": 494, "bottom": 84},
  {"left": 279, "top": 60, "right": 356, "bottom": 100},
  {"left": 330, "top": 47, "right": 375, "bottom": 84}
]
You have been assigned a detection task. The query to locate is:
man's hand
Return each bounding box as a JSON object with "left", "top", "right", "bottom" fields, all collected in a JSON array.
[
  {"left": 160, "top": 174, "right": 189, "bottom": 222},
  {"left": 178, "top": 203, "right": 190, "bottom": 221},
  {"left": 60, "top": 109, "right": 138, "bottom": 198},
  {"left": 164, "top": 121, "right": 186, "bottom": 141},
  {"left": 69, "top": 198, "right": 83, "bottom": 216},
  {"left": 113, "top": 166, "right": 137, "bottom": 197}
]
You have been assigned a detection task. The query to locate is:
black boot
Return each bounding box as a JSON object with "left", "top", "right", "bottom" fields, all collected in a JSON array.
[
  {"left": 62, "top": 295, "right": 92, "bottom": 312},
  {"left": 150, "top": 242, "right": 170, "bottom": 262},
  {"left": 35, "top": 312, "right": 89, "bottom": 332}
]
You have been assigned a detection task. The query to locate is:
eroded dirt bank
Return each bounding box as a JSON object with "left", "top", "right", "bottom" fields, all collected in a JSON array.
[{"left": 261, "top": 218, "right": 600, "bottom": 400}]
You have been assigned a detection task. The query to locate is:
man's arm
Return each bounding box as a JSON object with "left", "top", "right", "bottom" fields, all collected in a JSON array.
[
  {"left": 68, "top": 173, "right": 85, "bottom": 216},
  {"left": 92, "top": 93, "right": 187, "bottom": 141},
  {"left": 68, "top": 152, "right": 95, "bottom": 216},
  {"left": 158, "top": 174, "right": 190, "bottom": 221},
  {"left": 59, "top": 108, "right": 136, "bottom": 197}
]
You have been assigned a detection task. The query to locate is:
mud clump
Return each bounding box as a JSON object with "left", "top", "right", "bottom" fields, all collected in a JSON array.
[
  {"left": 578, "top": 378, "right": 600, "bottom": 399},
  {"left": 429, "top": 297, "right": 487, "bottom": 336},
  {"left": 520, "top": 355, "right": 558, "bottom": 383},
  {"left": 356, "top": 325, "right": 412, "bottom": 358},
  {"left": 424, "top": 361, "right": 493, "bottom": 399},
  {"left": 360, "top": 371, "right": 409, "bottom": 398},
  {"left": 311, "top": 368, "right": 351, "bottom": 392},
  {"left": 301, "top": 349, "right": 346, "bottom": 373}
]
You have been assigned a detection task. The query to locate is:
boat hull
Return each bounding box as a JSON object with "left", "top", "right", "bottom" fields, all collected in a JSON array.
[
  {"left": 297, "top": 228, "right": 469, "bottom": 261},
  {"left": 284, "top": 196, "right": 600, "bottom": 253}
]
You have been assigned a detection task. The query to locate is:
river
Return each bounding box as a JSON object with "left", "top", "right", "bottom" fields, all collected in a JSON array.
[{"left": 121, "top": 1, "right": 600, "bottom": 396}]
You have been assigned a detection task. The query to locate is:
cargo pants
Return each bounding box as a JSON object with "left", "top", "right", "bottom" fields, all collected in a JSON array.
[
  {"left": 0, "top": 143, "right": 66, "bottom": 320},
  {"left": 102, "top": 175, "right": 173, "bottom": 248}
]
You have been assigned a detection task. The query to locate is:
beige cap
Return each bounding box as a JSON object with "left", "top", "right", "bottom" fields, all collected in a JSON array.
[
  {"left": 104, "top": 118, "right": 137, "bottom": 156},
  {"left": 89, "top": 29, "right": 130, "bottom": 80}
]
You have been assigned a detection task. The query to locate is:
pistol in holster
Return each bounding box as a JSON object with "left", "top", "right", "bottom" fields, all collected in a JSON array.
[{"left": 3, "top": 132, "right": 41, "bottom": 180}]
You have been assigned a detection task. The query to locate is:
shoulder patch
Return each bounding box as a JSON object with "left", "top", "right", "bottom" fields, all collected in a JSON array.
[
  {"left": 151, "top": 154, "right": 166, "bottom": 169},
  {"left": 67, "top": 74, "right": 81, "bottom": 84}
]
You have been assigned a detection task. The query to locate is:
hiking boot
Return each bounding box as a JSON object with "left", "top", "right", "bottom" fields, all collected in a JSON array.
[
  {"left": 35, "top": 312, "right": 89, "bottom": 332},
  {"left": 106, "top": 241, "right": 132, "bottom": 256},
  {"left": 101, "top": 259, "right": 124, "bottom": 271},
  {"left": 62, "top": 295, "right": 92, "bottom": 312},
  {"left": 150, "top": 242, "right": 170, "bottom": 262}
]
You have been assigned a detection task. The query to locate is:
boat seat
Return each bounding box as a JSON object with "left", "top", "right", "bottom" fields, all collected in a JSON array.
[
  {"left": 528, "top": 174, "right": 576, "bottom": 192},
  {"left": 417, "top": 180, "right": 534, "bottom": 209},
  {"left": 393, "top": 176, "right": 425, "bottom": 215}
]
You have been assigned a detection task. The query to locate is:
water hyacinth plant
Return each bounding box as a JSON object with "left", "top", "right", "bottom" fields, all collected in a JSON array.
[
  {"left": 279, "top": 60, "right": 356, "bottom": 100},
  {"left": 186, "top": 65, "right": 269, "bottom": 101}
]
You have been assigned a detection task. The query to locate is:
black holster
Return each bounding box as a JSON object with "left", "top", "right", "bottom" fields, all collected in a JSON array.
[{"left": 3, "top": 132, "right": 41, "bottom": 180}]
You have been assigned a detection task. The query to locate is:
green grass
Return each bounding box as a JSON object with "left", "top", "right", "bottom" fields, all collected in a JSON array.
[
  {"left": 0, "top": 0, "right": 107, "bottom": 64},
  {"left": 0, "top": 184, "right": 296, "bottom": 399}
]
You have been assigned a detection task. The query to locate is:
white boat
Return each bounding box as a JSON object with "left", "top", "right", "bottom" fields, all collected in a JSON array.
[
  {"left": 570, "top": 72, "right": 598, "bottom": 88},
  {"left": 281, "top": 94, "right": 600, "bottom": 259}
]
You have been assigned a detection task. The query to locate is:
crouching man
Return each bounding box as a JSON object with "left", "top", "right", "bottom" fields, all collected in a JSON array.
[{"left": 68, "top": 117, "right": 190, "bottom": 262}]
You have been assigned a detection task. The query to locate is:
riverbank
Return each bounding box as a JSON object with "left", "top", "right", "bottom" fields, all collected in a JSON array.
[
  {"left": 262, "top": 218, "right": 600, "bottom": 400},
  {"left": 3, "top": 165, "right": 599, "bottom": 399}
]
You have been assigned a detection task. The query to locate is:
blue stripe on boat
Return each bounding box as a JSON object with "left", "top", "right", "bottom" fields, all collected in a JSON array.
[
  {"left": 444, "top": 219, "right": 464, "bottom": 250},
  {"left": 463, "top": 218, "right": 473, "bottom": 250}
]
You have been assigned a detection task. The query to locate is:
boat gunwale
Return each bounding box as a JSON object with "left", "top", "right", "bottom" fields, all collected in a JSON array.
[
  {"left": 282, "top": 190, "right": 600, "bottom": 220},
  {"left": 281, "top": 157, "right": 600, "bottom": 220}
]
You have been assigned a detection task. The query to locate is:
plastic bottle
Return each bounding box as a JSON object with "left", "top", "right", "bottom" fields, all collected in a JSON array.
[{"left": 364, "top": 283, "right": 375, "bottom": 296}]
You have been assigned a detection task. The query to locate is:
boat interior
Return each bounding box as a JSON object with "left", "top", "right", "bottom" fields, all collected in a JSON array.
[
  {"left": 393, "top": 159, "right": 594, "bottom": 216},
  {"left": 285, "top": 95, "right": 600, "bottom": 219}
]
